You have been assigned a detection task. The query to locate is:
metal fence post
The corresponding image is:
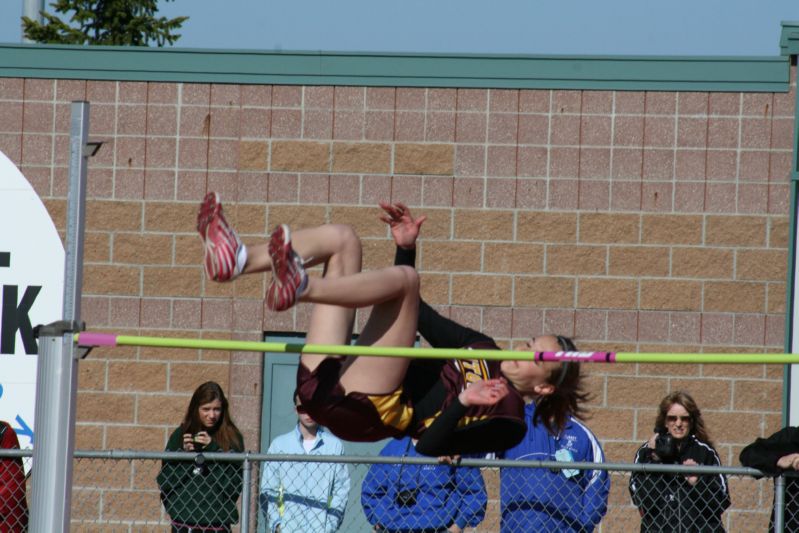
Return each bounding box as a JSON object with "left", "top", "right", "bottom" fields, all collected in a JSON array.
[
  {"left": 775, "top": 474, "right": 786, "bottom": 533},
  {"left": 29, "top": 321, "right": 80, "bottom": 533},
  {"left": 29, "top": 99, "right": 91, "bottom": 533},
  {"left": 241, "top": 453, "right": 252, "bottom": 533}
]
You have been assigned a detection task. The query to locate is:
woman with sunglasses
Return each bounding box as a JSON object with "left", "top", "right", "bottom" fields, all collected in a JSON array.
[{"left": 629, "top": 391, "right": 730, "bottom": 532}]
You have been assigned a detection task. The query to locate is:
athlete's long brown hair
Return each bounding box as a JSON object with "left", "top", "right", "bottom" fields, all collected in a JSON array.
[
  {"left": 654, "top": 390, "right": 713, "bottom": 447},
  {"left": 533, "top": 335, "right": 591, "bottom": 435},
  {"left": 180, "top": 381, "right": 243, "bottom": 452}
]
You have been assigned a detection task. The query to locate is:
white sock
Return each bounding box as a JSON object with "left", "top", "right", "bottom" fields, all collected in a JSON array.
[{"left": 236, "top": 244, "right": 247, "bottom": 275}]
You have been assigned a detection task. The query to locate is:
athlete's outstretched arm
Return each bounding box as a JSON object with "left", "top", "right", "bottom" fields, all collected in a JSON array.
[
  {"left": 415, "top": 379, "right": 525, "bottom": 456},
  {"left": 382, "top": 202, "right": 495, "bottom": 349}
]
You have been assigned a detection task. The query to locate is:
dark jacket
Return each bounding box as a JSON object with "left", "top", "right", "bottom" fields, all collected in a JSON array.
[
  {"left": 156, "top": 427, "right": 244, "bottom": 527},
  {"left": 629, "top": 434, "right": 730, "bottom": 532},
  {"left": 740, "top": 426, "right": 799, "bottom": 532}
]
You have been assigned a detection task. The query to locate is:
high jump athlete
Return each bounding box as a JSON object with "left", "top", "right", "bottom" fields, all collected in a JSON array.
[{"left": 198, "top": 194, "right": 571, "bottom": 455}]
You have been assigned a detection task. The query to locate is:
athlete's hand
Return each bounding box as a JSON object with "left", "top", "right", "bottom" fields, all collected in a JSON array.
[
  {"left": 458, "top": 378, "right": 509, "bottom": 407},
  {"left": 379, "top": 202, "right": 426, "bottom": 249},
  {"left": 777, "top": 453, "right": 799, "bottom": 470}
]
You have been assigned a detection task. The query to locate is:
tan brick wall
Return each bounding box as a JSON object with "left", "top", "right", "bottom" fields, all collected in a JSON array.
[{"left": 1, "top": 75, "right": 795, "bottom": 531}]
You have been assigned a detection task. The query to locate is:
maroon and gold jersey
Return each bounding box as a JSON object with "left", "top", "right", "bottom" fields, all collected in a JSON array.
[{"left": 408, "top": 343, "right": 526, "bottom": 455}]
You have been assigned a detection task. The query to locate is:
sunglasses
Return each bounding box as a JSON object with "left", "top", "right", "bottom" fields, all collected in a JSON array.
[
  {"left": 295, "top": 405, "right": 308, "bottom": 414},
  {"left": 666, "top": 415, "right": 691, "bottom": 423}
]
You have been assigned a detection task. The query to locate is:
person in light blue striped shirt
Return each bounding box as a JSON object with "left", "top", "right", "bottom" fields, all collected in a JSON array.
[{"left": 260, "top": 391, "right": 350, "bottom": 533}]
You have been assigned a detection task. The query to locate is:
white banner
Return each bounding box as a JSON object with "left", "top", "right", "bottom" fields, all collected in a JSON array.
[{"left": 0, "top": 150, "right": 64, "bottom": 456}]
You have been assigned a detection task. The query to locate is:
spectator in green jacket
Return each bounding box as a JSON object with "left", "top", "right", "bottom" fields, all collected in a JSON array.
[{"left": 157, "top": 381, "right": 244, "bottom": 533}]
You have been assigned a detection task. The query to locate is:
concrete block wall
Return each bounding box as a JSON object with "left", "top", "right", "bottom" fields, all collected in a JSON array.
[{"left": 0, "top": 73, "right": 794, "bottom": 529}]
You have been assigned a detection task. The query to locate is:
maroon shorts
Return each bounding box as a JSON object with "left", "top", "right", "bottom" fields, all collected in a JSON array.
[
  {"left": 297, "top": 356, "right": 526, "bottom": 449},
  {"left": 296, "top": 358, "right": 414, "bottom": 442}
]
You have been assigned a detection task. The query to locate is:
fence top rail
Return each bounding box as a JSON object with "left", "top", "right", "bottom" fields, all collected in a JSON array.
[
  {"left": 1, "top": 448, "right": 766, "bottom": 475},
  {"left": 0, "top": 449, "right": 32, "bottom": 458},
  {"left": 74, "top": 332, "right": 799, "bottom": 364},
  {"left": 0, "top": 447, "right": 781, "bottom": 476}
]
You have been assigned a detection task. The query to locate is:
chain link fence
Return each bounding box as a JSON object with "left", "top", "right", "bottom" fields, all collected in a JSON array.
[
  {"left": 1, "top": 448, "right": 792, "bottom": 532},
  {"left": 0, "top": 449, "right": 30, "bottom": 532}
]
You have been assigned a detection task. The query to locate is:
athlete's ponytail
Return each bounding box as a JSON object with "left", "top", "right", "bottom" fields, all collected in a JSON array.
[{"left": 532, "top": 335, "right": 591, "bottom": 435}]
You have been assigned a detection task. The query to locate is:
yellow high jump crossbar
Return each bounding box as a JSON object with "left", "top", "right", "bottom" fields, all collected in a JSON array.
[{"left": 74, "top": 332, "right": 799, "bottom": 364}]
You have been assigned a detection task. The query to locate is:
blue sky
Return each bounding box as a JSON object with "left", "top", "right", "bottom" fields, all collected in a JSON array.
[{"left": 1, "top": 0, "right": 798, "bottom": 55}]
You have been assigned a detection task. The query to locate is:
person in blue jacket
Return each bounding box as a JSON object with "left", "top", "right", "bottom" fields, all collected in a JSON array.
[
  {"left": 498, "top": 339, "right": 610, "bottom": 533},
  {"left": 361, "top": 435, "right": 487, "bottom": 533}
]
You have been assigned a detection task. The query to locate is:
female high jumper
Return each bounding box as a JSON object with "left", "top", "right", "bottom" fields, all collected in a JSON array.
[{"left": 198, "top": 193, "right": 571, "bottom": 455}]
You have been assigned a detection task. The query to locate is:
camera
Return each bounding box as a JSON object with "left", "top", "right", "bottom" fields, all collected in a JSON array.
[
  {"left": 193, "top": 433, "right": 205, "bottom": 451},
  {"left": 395, "top": 488, "right": 418, "bottom": 507},
  {"left": 654, "top": 431, "right": 678, "bottom": 462}
]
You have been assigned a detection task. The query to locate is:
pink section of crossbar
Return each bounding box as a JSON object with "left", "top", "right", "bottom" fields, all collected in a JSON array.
[
  {"left": 77, "top": 332, "right": 118, "bottom": 347},
  {"left": 536, "top": 351, "right": 616, "bottom": 363}
]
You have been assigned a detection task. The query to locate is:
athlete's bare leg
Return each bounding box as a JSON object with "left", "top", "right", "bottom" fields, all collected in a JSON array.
[
  {"left": 295, "top": 224, "right": 362, "bottom": 376},
  {"left": 252, "top": 222, "right": 419, "bottom": 394},
  {"left": 199, "top": 192, "right": 420, "bottom": 396},
  {"left": 301, "top": 264, "right": 420, "bottom": 394},
  {"left": 241, "top": 224, "right": 358, "bottom": 275}
]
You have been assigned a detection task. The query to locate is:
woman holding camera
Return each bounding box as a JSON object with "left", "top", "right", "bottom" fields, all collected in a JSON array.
[
  {"left": 629, "top": 391, "right": 730, "bottom": 532},
  {"left": 157, "top": 381, "right": 244, "bottom": 533}
]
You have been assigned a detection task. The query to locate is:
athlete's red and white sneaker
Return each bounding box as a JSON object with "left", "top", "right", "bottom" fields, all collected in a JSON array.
[
  {"left": 266, "top": 224, "right": 308, "bottom": 311},
  {"left": 197, "top": 192, "right": 243, "bottom": 282}
]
